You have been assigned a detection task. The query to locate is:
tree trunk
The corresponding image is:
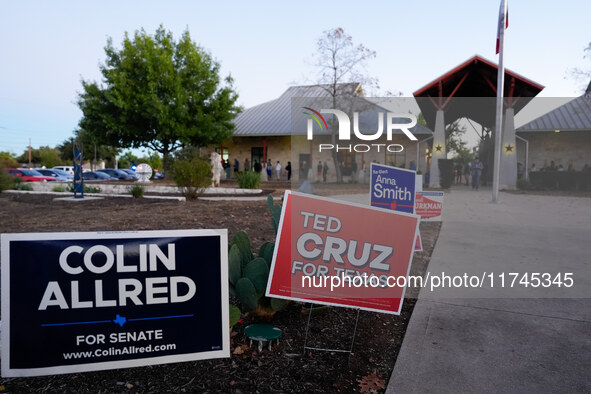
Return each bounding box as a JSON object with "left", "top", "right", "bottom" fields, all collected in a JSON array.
[
  {"left": 331, "top": 93, "right": 343, "bottom": 183},
  {"left": 331, "top": 133, "right": 342, "bottom": 184},
  {"left": 162, "top": 148, "right": 173, "bottom": 179}
]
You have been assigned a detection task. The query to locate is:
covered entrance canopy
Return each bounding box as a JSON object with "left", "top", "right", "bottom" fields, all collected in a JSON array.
[{"left": 412, "top": 55, "right": 544, "bottom": 188}]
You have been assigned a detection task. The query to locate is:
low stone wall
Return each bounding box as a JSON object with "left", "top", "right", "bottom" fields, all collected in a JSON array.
[{"left": 30, "top": 182, "right": 262, "bottom": 195}]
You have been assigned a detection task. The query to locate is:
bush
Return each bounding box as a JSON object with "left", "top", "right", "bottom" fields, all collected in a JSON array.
[
  {"left": 516, "top": 178, "right": 531, "bottom": 190},
  {"left": 529, "top": 171, "right": 591, "bottom": 191},
  {"left": 0, "top": 171, "right": 13, "bottom": 192},
  {"left": 172, "top": 157, "right": 212, "bottom": 199},
  {"left": 438, "top": 159, "right": 454, "bottom": 189},
  {"left": 66, "top": 183, "right": 102, "bottom": 194},
  {"left": 52, "top": 185, "right": 67, "bottom": 192},
  {"left": 129, "top": 184, "right": 145, "bottom": 198},
  {"left": 12, "top": 178, "right": 33, "bottom": 191},
  {"left": 236, "top": 171, "right": 261, "bottom": 189}
]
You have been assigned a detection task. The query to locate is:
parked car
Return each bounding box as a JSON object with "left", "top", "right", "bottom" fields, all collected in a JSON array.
[
  {"left": 153, "top": 171, "right": 165, "bottom": 180},
  {"left": 96, "top": 168, "right": 136, "bottom": 180},
  {"left": 120, "top": 168, "right": 139, "bottom": 180},
  {"left": 4, "top": 168, "right": 56, "bottom": 182},
  {"left": 36, "top": 168, "right": 73, "bottom": 182},
  {"left": 53, "top": 166, "right": 75, "bottom": 175},
  {"left": 82, "top": 171, "right": 118, "bottom": 181}
]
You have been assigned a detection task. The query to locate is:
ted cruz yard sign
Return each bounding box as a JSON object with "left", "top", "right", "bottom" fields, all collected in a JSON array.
[
  {"left": 266, "top": 191, "right": 419, "bottom": 314},
  {"left": 1, "top": 230, "right": 229, "bottom": 377}
]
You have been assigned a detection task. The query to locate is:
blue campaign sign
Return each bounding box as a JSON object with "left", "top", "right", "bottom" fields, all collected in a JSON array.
[
  {"left": 370, "top": 163, "right": 416, "bottom": 214},
  {"left": 1, "top": 230, "right": 229, "bottom": 377}
]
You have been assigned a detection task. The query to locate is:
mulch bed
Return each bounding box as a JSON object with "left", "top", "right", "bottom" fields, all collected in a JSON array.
[{"left": 0, "top": 191, "right": 440, "bottom": 393}]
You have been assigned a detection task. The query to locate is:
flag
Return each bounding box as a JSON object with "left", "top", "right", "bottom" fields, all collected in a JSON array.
[{"left": 496, "top": 0, "right": 509, "bottom": 54}]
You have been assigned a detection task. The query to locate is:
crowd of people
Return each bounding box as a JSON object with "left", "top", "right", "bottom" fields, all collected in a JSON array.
[
  {"left": 529, "top": 161, "right": 590, "bottom": 173},
  {"left": 218, "top": 156, "right": 293, "bottom": 181}
]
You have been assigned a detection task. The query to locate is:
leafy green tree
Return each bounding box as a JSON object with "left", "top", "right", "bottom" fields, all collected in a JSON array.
[
  {"left": 142, "top": 152, "right": 163, "bottom": 172},
  {"left": 16, "top": 146, "right": 62, "bottom": 168},
  {"left": 416, "top": 113, "right": 471, "bottom": 159},
  {"left": 118, "top": 151, "right": 140, "bottom": 170},
  {"left": 77, "top": 25, "right": 240, "bottom": 173},
  {"left": 0, "top": 152, "right": 19, "bottom": 167},
  {"left": 58, "top": 133, "right": 119, "bottom": 168}
]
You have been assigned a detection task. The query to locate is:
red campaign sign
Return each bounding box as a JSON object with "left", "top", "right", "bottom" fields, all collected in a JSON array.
[
  {"left": 414, "top": 192, "right": 444, "bottom": 221},
  {"left": 266, "top": 191, "right": 420, "bottom": 314},
  {"left": 414, "top": 231, "right": 423, "bottom": 252}
]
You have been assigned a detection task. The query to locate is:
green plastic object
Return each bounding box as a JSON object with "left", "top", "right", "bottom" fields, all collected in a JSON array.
[{"left": 244, "top": 324, "right": 282, "bottom": 351}]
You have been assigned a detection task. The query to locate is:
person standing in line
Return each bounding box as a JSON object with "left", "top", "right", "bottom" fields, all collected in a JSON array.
[
  {"left": 266, "top": 158, "right": 272, "bottom": 180},
  {"left": 244, "top": 158, "right": 250, "bottom": 172},
  {"left": 322, "top": 161, "right": 329, "bottom": 182},
  {"left": 455, "top": 162, "right": 463, "bottom": 184},
  {"left": 286, "top": 161, "right": 292, "bottom": 181},
  {"left": 275, "top": 161, "right": 282, "bottom": 180},
  {"left": 234, "top": 159, "right": 239, "bottom": 174},
  {"left": 317, "top": 161, "right": 322, "bottom": 182},
  {"left": 463, "top": 161, "right": 470, "bottom": 186},
  {"left": 470, "top": 157, "right": 484, "bottom": 190}
]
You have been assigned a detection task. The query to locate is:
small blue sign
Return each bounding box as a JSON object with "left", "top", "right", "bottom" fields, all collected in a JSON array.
[{"left": 370, "top": 163, "right": 416, "bottom": 214}]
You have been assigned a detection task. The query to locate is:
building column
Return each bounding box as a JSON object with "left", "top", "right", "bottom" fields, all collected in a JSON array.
[
  {"left": 429, "top": 109, "right": 446, "bottom": 188},
  {"left": 499, "top": 107, "right": 517, "bottom": 189}
]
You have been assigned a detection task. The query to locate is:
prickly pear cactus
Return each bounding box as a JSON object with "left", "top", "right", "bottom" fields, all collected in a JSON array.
[
  {"left": 267, "top": 195, "right": 282, "bottom": 234},
  {"left": 228, "top": 230, "right": 287, "bottom": 316}
]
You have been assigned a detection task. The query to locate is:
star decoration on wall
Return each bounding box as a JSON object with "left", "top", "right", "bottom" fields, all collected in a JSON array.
[
  {"left": 434, "top": 144, "right": 443, "bottom": 152},
  {"left": 504, "top": 144, "right": 514, "bottom": 153}
]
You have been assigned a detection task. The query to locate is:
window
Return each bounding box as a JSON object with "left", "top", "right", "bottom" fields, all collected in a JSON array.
[{"left": 215, "top": 147, "right": 229, "bottom": 162}]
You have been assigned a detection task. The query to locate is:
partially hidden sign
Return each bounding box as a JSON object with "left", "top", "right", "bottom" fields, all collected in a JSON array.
[
  {"left": 266, "top": 191, "right": 419, "bottom": 314},
  {"left": 1, "top": 230, "right": 229, "bottom": 377},
  {"left": 414, "top": 231, "right": 423, "bottom": 252},
  {"left": 370, "top": 163, "right": 416, "bottom": 214},
  {"left": 415, "top": 191, "right": 444, "bottom": 221}
]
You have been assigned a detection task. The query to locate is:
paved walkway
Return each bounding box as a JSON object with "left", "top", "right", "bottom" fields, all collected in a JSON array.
[{"left": 385, "top": 187, "right": 591, "bottom": 393}]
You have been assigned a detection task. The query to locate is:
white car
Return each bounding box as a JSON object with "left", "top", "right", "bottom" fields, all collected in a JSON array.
[{"left": 52, "top": 166, "right": 75, "bottom": 175}]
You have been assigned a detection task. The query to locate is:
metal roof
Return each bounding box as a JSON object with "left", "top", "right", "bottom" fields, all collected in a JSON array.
[
  {"left": 517, "top": 95, "right": 591, "bottom": 132},
  {"left": 233, "top": 83, "right": 432, "bottom": 137},
  {"left": 233, "top": 83, "right": 361, "bottom": 136}
]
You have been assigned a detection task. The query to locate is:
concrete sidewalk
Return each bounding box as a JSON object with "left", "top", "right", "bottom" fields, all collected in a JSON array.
[{"left": 386, "top": 188, "right": 591, "bottom": 393}]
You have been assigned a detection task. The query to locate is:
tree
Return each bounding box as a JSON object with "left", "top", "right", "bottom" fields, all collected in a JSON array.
[
  {"left": 0, "top": 151, "right": 18, "bottom": 167},
  {"left": 312, "top": 27, "right": 377, "bottom": 183},
  {"left": 568, "top": 42, "right": 591, "bottom": 93},
  {"left": 77, "top": 26, "right": 240, "bottom": 173},
  {"left": 57, "top": 132, "right": 119, "bottom": 169},
  {"left": 416, "top": 113, "right": 471, "bottom": 160},
  {"left": 16, "top": 146, "right": 62, "bottom": 168}
]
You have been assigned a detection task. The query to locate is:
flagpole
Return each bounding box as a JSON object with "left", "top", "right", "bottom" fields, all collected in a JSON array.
[{"left": 492, "top": 0, "right": 507, "bottom": 204}]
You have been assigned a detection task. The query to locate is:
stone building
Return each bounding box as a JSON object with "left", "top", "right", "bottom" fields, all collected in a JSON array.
[
  {"left": 219, "top": 83, "right": 432, "bottom": 183},
  {"left": 516, "top": 81, "right": 591, "bottom": 174}
]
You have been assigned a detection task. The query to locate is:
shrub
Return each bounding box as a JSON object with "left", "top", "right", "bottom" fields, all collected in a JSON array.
[
  {"left": 0, "top": 171, "right": 13, "bottom": 192},
  {"left": 438, "top": 159, "right": 454, "bottom": 189},
  {"left": 66, "top": 183, "right": 102, "bottom": 194},
  {"left": 236, "top": 170, "right": 260, "bottom": 189},
  {"left": 12, "top": 178, "right": 33, "bottom": 191},
  {"left": 52, "top": 185, "right": 67, "bottom": 192},
  {"left": 172, "top": 157, "right": 212, "bottom": 199},
  {"left": 129, "top": 184, "right": 145, "bottom": 198}
]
